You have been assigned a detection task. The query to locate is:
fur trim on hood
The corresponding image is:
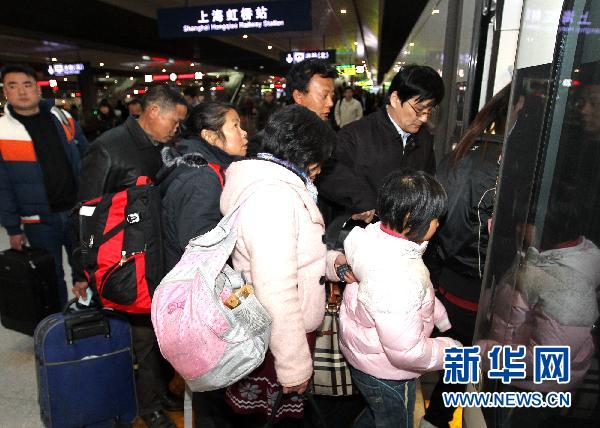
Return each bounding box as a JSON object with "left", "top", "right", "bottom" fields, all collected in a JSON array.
[{"left": 161, "top": 146, "right": 208, "bottom": 169}]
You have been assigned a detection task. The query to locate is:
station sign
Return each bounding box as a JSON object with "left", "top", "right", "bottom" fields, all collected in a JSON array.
[
  {"left": 157, "top": 0, "right": 311, "bottom": 38},
  {"left": 47, "top": 63, "right": 85, "bottom": 76},
  {"left": 283, "top": 50, "right": 336, "bottom": 64}
]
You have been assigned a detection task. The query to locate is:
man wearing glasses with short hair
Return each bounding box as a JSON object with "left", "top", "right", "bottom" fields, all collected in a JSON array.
[{"left": 318, "top": 65, "right": 443, "bottom": 223}]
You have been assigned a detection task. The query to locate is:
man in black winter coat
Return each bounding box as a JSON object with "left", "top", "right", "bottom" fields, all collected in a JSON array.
[
  {"left": 73, "top": 84, "right": 187, "bottom": 428},
  {"left": 317, "top": 65, "right": 443, "bottom": 222}
]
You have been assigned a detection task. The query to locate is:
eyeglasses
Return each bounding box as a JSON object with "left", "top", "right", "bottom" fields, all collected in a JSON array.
[{"left": 407, "top": 102, "right": 436, "bottom": 118}]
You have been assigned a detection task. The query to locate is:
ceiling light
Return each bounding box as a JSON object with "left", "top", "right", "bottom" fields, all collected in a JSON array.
[
  {"left": 200, "top": 87, "right": 205, "bottom": 91},
  {"left": 142, "top": 55, "right": 151, "bottom": 60},
  {"left": 194, "top": 72, "right": 204, "bottom": 79},
  {"left": 432, "top": 9, "right": 440, "bottom": 15},
  {"left": 234, "top": 66, "right": 239, "bottom": 70},
  {"left": 99, "top": 62, "right": 104, "bottom": 67},
  {"left": 354, "top": 42, "right": 358, "bottom": 46},
  {"left": 105, "top": 74, "right": 110, "bottom": 78},
  {"left": 341, "top": 9, "right": 346, "bottom": 14},
  {"left": 169, "top": 73, "right": 177, "bottom": 81},
  {"left": 190, "top": 62, "right": 195, "bottom": 66},
  {"left": 259, "top": 65, "right": 264, "bottom": 69},
  {"left": 145, "top": 75, "right": 153, "bottom": 82},
  {"left": 63, "top": 77, "right": 68, "bottom": 81},
  {"left": 134, "top": 65, "right": 139, "bottom": 70},
  {"left": 267, "top": 45, "right": 272, "bottom": 50},
  {"left": 130, "top": 77, "right": 134, "bottom": 80},
  {"left": 162, "top": 68, "right": 166, "bottom": 72},
  {"left": 409, "top": 42, "right": 415, "bottom": 47},
  {"left": 243, "top": 34, "right": 248, "bottom": 38},
  {"left": 51, "top": 57, "right": 57, "bottom": 62},
  {"left": 114, "top": 80, "right": 118, "bottom": 83}
]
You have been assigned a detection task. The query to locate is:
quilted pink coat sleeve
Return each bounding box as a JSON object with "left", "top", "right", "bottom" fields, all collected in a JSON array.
[{"left": 367, "top": 273, "right": 458, "bottom": 373}]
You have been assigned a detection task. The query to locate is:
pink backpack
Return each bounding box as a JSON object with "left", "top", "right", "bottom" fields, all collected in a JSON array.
[{"left": 151, "top": 200, "right": 272, "bottom": 392}]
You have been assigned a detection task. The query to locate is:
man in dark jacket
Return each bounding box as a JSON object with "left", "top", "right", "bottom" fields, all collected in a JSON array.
[
  {"left": 317, "top": 65, "right": 443, "bottom": 222},
  {"left": 246, "top": 58, "right": 338, "bottom": 156},
  {"left": 73, "top": 84, "right": 187, "bottom": 428},
  {"left": 0, "top": 64, "right": 88, "bottom": 307}
]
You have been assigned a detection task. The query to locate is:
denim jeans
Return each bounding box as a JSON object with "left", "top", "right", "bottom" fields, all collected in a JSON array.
[
  {"left": 349, "top": 366, "right": 416, "bottom": 428},
  {"left": 23, "top": 210, "right": 75, "bottom": 307}
]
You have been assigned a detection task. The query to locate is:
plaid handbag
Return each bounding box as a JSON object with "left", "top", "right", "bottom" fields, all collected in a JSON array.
[{"left": 312, "top": 282, "right": 354, "bottom": 396}]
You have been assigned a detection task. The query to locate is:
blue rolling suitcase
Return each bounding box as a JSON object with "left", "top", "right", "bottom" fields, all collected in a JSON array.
[{"left": 34, "top": 300, "right": 137, "bottom": 427}]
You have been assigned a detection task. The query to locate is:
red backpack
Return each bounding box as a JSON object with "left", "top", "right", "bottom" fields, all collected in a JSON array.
[
  {"left": 79, "top": 164, "right": 225, "bottom": 314},
  {"left": 79, "top": 177, "right": 163, "bottom": 313}
]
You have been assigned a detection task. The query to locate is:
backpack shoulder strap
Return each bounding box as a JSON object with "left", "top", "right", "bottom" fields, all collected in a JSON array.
[{"left": 207, "top": 163, "right": 225, "bottom": 188}]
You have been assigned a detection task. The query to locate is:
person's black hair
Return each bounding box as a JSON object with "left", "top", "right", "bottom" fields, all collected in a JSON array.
[
  {"left": 377, "top": 169, "right": 447, "bottom": 241},
  {"left": 185, "top": 101, "right": 236, "bottom": 139},
  {"left": 141, "top": 83, "right": 187, "bottom": 112},
  {"left": 0, "top": 63, "right": 37, "bottom": 83},
  {"left": 388, "top": 64, "right": 444, "bottom": 106},
  {"left": 99, "top": 99, "right": 111, "bottom": 108},
  {"left": 183, "top": 86, "right": 198, "bottom": 98},
  {"left": 127, "top": 98, "right": 142, "bottom": 107},
  {"left": 261, "top": 104, "right": 335, "bottom": 172},
  {"left": 285, "top": 58, "right": 339, "bottom": 103}
]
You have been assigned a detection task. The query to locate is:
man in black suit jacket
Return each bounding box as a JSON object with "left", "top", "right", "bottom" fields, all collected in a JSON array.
[{"left": 317, "top": 65, "right": 444, "bottom": 222}]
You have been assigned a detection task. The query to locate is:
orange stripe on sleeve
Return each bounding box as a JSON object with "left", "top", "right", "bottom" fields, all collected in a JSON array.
[{"left": 0, "top": 139, "right": 37, "bottom": 162}]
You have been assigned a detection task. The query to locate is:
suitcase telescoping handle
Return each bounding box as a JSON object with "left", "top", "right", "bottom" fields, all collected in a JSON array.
[{"left": 62, "top": 298, "right": 111, "bottom": 344}]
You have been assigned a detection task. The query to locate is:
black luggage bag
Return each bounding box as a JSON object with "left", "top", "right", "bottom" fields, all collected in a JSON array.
[{"left": 0, "top": 247, "right": 61, "bottom": 335}]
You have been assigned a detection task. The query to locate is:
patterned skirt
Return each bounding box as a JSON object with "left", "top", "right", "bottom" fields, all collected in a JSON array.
[{"left": 226, "top": 332, "right": 317, "bottom": 422}]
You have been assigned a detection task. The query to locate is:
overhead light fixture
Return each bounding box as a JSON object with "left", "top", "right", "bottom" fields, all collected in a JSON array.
[
  {"left": 142, "top": 55, "right": 150, "bottom": 61},
  {"left": 144, "top": 74, "right": 153, "bottom": 83},
  {"left": 130, "top": 77, "right": 134, "bottom": 80},
  {"left": 49, "top": 79, "right": 57, "bottom": 88},
  {"left": 432, "top": 9, "right": 440, "bottom": 15},
  {"left": 63, "top": 77, "right": 68, "bottom": 82},
  {"left": 105, "top": 74, "right": 110, "bottom": 78},
  {"left": 243, "top": 34, "right": 248, "bottom": 38},
  {"left": 134, "top": 65, "right": 139, "bottom": 70},
  {"left": 409, "top": 42, "right": 415, "bottom": 47},
  {"left": 194, "top": 71, "right": 204, "bottom": 79},
  {"left": 354, "top": 42, "right": 358, "bottom": 46},
  {"left": 114, "top": 80, "right": 118, "bottom": 83},
  {"left": 259, "top": 65, "right": 264, "bottom": 69},
  {"left": 200, "top": 87, "right": 205, "bottom": 91},
  {"left": 169, "top": 73, "right": 177, "bottom": 81},
  {"left": 167, "top": 58, "right": 175, "bottom": 64},
  {"left": 341, "top": 9, "right": 346, "bottom": 14},
  {"left": 267, "top": 45, "right": 272, "bottom": 50},
  {"left": 51, "top": 57, "right": 57, "bottom": 62},
  {"left": 190, "top": 62, "right": 195, "bottom": 66},
  {"left": 162, "top": 68, "right": 166, "bottom": 72},
  {"left": 234, "top": 66, "right": 239, "bottom": 70},
  {"left": 99, "top": 62, "right": 104, "bottom": 67}
]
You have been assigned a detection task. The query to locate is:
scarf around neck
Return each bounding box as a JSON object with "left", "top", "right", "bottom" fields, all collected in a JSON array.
[{"left": 256, "top": 152, "right": 318, "bottom": 202}]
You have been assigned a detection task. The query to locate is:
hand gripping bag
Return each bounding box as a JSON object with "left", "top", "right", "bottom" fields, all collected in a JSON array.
[{"left": 151, "top": 199, "right": 272, "bottom": 392}]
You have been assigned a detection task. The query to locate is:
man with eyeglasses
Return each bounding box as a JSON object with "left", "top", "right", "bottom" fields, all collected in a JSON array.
[{"left": 318, "top": 65, "right": 443, "bottom": 222}]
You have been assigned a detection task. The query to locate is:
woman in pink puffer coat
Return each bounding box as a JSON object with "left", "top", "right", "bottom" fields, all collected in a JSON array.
[
  {"left": 221, "top": 105, "right": 346, "bottom": 424},
  {"left": 339, "top": 170, "right": 461, "bottom": 428}
]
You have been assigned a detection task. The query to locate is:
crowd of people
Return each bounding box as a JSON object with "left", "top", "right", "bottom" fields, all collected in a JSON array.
[{"left": 0, "top": 56, "right": 592, "bottom": 428}]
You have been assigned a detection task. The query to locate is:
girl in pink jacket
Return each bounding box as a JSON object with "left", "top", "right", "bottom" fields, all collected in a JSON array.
[{"left": 339, "top": 170, "right": 461, "bottom": 428}]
